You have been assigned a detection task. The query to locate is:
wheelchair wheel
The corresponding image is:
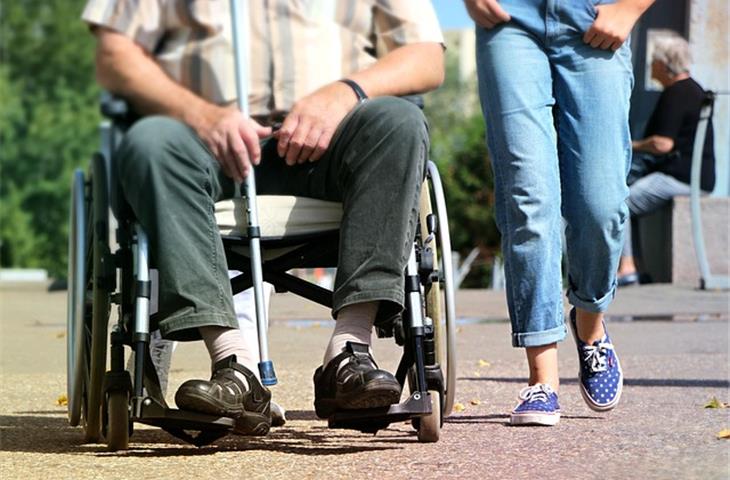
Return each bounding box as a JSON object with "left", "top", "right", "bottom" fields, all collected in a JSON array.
[
  {"left": 422, "top": 161, "right": 457, "bottom": 416},
  {"left": 85, "top": 153, "right": 113, "bottom": 442},
  {"left": 104, "top": 390, "right": 130, "bottom": 452},
  {"left": 67, "top": 169, "right": 88, "bottom": 427},
  {"left": 66, "top": 159, "right": 112, "bottom": 443},
  {"left": 417, "top": 390, "right": 441, "bottom": 443}
]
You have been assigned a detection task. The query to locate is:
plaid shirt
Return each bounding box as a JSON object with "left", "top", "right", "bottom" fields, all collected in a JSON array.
[{"left": 82, "top": 0, "right": 444, "bottom": 117}]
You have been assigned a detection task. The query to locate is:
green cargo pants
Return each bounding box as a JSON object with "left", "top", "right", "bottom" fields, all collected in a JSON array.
[{"left": 116, "top": 97, "right": 429, "bottom": 341}]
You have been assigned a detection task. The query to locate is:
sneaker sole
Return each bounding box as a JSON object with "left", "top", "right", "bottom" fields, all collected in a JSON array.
[
  {"left": 510, "top": 411, "right": 560, "bottom": 426},
  {"left": 176, "top": 389, "right": 270, "bottom": 436},
  {"left": 315, "top": 380, "right": 402, "bottom": 418},
  {"left": 578, "top": 364, "right": 624, "bottom": 412}
]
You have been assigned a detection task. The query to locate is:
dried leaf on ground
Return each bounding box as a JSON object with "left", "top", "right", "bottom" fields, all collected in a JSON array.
[
  {"left": 470, "top": 398, "right": 481, "bottom": 406},
  {"left": 55, "top": 332, "right": 65, "bottom": 339},
  {"left": 716, "top": 429, "right": 730, "bottom": 439},
  {"left": 478, "top": 359, "right": 491, "bottom": 368},
  {"left": 56, "top": 394, "right": 68, "bottom": 406},
  {"left": 453, "top": 402, "right": 466, "bottom": 413},
  {"left": 704, "top": 397, "right": 729, "bottom": 409}
]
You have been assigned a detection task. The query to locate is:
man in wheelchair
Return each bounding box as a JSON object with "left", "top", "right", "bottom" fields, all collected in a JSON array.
[{"left": 82, "top": 0, "right": 445, "bottom": 434}]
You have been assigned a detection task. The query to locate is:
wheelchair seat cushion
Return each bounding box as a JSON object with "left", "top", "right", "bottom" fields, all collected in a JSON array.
[{"left": 215, "top": 196, "right": 342, "bottom": 241}]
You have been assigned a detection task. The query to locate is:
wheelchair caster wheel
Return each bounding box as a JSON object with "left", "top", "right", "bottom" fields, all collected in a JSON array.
[
  {"left": 105, "top": 391, "right": 130, "bottom": 451},
  {"left": 416, "top": 390, "right": 441, "bottom": 443}
]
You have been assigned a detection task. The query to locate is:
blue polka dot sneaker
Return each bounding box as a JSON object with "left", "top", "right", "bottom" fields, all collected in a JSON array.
[
  {"left": 569, "top": 309, "right": 623, "bottom": 412},
  {"left": 510, "top": 383, "right": 561, "bottom": 426}
]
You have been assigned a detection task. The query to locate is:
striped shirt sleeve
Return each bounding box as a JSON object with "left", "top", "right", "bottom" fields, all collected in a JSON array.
[
  {"left": 81, "top": 0, "right": 167, "bottom": 53},
  {"left": 373, "top": 0, "right": 445, "bottom": 54}
]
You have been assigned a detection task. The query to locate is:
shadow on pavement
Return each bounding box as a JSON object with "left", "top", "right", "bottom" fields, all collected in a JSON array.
[
  {"left": 459, "top": 377, "right": 730, "bottom": 388},
  {"left": 0, "top": 412, "right": 405, "bottom": 457}
]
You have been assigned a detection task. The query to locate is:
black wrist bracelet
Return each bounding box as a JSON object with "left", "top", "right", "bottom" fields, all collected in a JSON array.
[{"left": 339, "top": 79, "right": 368, "bottom": 103}]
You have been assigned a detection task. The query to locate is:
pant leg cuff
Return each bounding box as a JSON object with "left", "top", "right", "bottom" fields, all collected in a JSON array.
[
  {"left": 333, "top": 289, "right": 404, "bottom": 320},
  {"left": 512, "top": 323, "right": 567, "bottom": 348},
  {"left": 160, "top": 313, "right": 238, "bottom": 341},
  {"left": 567, "top": 284, "right": 616, "bottom": 314}
]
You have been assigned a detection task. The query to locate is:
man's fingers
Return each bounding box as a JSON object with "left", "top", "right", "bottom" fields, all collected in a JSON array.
[
  {"left": 249, "top": 118, "right": 272, "bottom": 138},
  {"left": 286, "top": 120, "right": 310, "bottom": 166},
  {"left": 277, "top": 115, "right": 299, "bottom": 158},
  {"left": 297, "top": 127, "right": 322, "bottom": 164},
  {"left": 239, "top": 122, "right": 262, "bottom": 166},
  {"left": 226, "top": 129, "right": 248, "bottom": 181},
  {"left": 309, "top": 130, "right": 333, "bottom": 162}
]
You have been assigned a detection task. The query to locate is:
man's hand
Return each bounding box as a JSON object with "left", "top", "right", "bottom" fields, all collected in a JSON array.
[
  {"left": 632, "top": 135, "right": 674, "bottom": 155},
  {"left": 584, "top": 0, "right": 648, "bottom": 51},
  {"left": 464, "top": 0, "right": 510, "bottom": 29},
  {"left": 194, "top": 106, "right": 271, "bottom": 182},
  {"left": 276, "top": 82, "right": 359, "bottom": 165}
]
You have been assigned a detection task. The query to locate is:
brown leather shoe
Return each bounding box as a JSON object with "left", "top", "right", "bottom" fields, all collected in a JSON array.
[{"left": 175, "top": 355, "right": 271, "bottom": 435}]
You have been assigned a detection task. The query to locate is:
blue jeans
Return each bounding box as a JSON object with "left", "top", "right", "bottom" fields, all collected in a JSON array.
[{"left": 475, "top": 0, "right": 633, "bottom": 347}]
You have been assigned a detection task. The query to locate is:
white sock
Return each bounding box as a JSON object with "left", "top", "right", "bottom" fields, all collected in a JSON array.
[
  {"left": 323, "top": 302, "right": 378, "bottom": 366},
  {"left": 199, "top": 326, "right": 260, "bottom": 384}
]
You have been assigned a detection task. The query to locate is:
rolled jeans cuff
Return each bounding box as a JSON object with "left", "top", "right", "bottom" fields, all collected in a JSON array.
[
  {"left": 567, "top": 284, "right": 616, "bottom": 314},
  {"left": 512, "top": 323, "right": 567, "bottom": 348}
]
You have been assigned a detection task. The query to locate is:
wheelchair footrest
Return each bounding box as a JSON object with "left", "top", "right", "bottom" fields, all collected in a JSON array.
[
  {"left": 327, "top": 391, "right": 432, "bottom": 434},
  {"left": 133, "top": 397, "right": 235, "bottom": 446}
]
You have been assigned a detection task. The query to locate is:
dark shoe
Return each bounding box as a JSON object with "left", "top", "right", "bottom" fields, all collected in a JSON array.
[
  {"left": 175, "top": 355, "right": 271, "bottom": 435},
  {"left": 617, "top": 272, "right": 639, "bottom": 287},
  {"left": 313, "top": 342, "right": 401, "bottom": 419}
]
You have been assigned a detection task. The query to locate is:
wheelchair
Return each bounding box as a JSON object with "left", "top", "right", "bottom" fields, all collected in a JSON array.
[{"left": 66, "top": 95, "right": 457, "bottom": 451}]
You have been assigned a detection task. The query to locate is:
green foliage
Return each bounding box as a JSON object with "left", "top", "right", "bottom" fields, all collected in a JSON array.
[
  {"left": 0, "top": 0, "right": 100, "bottom": 277},
  {"left": 424, "top": 53, "right": 499, "bottom": 288},
  {"left": 0, "top": 5, "right": 499, "bottom": 287}
]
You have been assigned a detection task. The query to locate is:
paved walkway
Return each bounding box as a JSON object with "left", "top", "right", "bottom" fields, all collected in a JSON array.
[{"left": 1, "top": 284, "right": 728, "bottom": 479}]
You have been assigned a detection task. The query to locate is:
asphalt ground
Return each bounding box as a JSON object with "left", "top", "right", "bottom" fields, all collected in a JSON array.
[{"left": 1, "top": 284, "right": 729, "bottom": 479}]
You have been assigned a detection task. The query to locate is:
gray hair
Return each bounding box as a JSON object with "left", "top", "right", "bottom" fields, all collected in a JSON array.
[{"left": 651, "top": 30, "right": 691, "bottom": 76}]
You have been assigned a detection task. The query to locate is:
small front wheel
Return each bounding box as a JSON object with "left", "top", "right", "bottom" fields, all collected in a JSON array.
[
  {"left": 105, "top": 391, "right": 130, "bottom": 452},
  {"left": 417, "top": 390, "right": 441, "bottom": 443}
]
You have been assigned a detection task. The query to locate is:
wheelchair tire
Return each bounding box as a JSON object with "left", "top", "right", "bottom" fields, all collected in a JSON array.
[
  {"left": 417, "top": 390, "right": 441, "bottom": 443},
  {"left": 83, "top": 154, "right": 113, "bottom": 443},
  {"left": 105, "top": 390, "right": 130, "bottom": 452},
  {"left": 67, "top": 169, "right": 89, "bottom": 427},
  {"left": 423, "top": 161, "right": 457, "bottom": 416}
]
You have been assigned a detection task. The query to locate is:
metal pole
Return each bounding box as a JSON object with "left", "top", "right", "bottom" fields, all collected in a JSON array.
[{"left": 230, "top": 0, "right": 277, "bottom": 385}]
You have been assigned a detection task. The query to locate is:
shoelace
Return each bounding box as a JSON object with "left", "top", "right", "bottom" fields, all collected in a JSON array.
[
  {"left": 581, "top": 341, "right": 614, "bottom": 373},
  {"left": 518, "top": 384, "right": 554, "bottom": 403}
]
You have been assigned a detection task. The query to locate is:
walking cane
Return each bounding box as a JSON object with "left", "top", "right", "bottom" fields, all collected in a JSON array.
[{"left": 230, "top": 0, "right": 277, "bottom": 386}]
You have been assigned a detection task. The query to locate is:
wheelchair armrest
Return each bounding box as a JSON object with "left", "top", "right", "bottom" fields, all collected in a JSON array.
[
  {"left": 100, "top": 91, "right": 139, "bottom": 128},
  {"left": 401, "top": 95, "right": 425, "bottom": 110}
]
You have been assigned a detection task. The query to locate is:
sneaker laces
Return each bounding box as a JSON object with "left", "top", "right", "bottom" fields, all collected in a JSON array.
[
  {"left": 581, "top": 340, "right": 614, "bottom": 373},
  {"left": 518, "top": 384, "right": 554, "bottom": 403}
]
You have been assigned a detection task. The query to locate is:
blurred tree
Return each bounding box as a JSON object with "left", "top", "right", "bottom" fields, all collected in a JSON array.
[
  {"left": 0, "top": 0, "right": 100, "bottom": 277},
  {"left": 424, "top": 45, "right": 500, "bottom": 288},
  {"left": 0, "top": 6, "right": 500, "bottom": 287}
]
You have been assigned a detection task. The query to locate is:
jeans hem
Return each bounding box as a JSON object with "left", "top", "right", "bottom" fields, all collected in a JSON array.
[
  {"left": 512, "top": 324, "right": 567, "bottom": 348},
  {"left": 567, "top": 285, "right": 616, "bottom": 313}
]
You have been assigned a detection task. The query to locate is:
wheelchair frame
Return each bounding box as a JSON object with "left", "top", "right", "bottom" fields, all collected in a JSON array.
[{"left": 66, "top": 107, "right": 458, "bottom": 450}]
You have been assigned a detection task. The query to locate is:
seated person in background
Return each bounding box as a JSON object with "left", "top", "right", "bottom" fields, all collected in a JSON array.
[
  {"left": 82, "top": 0, "right": 444, "bottom": 433},
  {"left": 617, "top": 30, "right": 715, "bottom": 286}
]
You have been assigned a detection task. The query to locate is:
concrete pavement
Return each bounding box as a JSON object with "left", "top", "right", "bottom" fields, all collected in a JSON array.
[{"left": 0, "top": 283, "right": 728, "bottom": 479}]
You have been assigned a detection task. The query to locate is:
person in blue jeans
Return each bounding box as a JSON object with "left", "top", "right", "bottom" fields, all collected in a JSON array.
[{"left": 465, "top": 0, "right": 654, "bottom": 425}]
